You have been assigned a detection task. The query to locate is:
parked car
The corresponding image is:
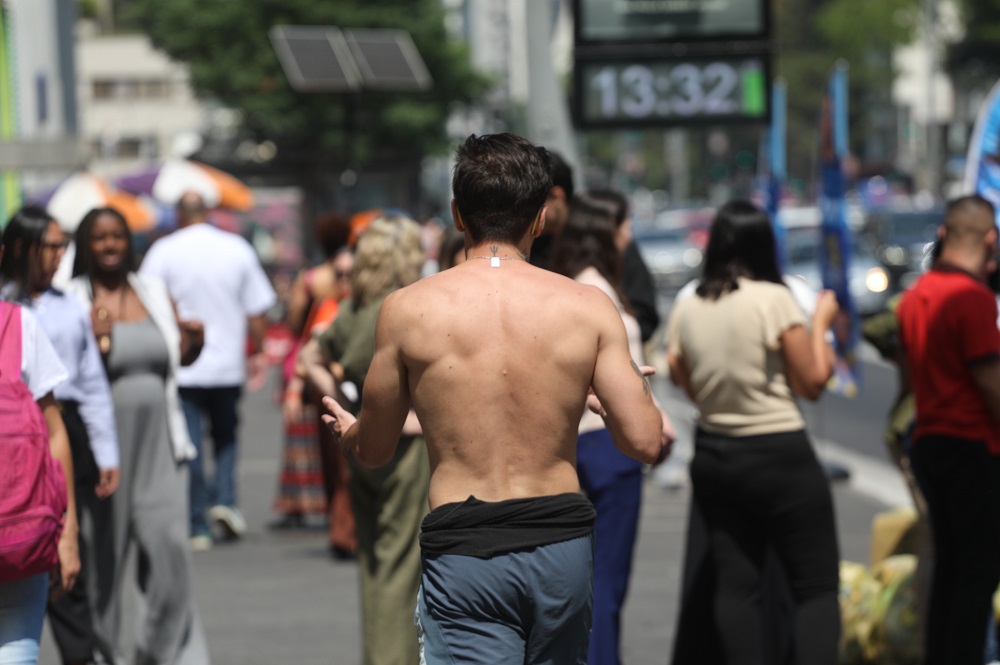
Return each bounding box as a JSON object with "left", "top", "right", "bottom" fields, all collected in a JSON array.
[
  {"left": 865, "top": 209, "right": 942, "bottom": 293},
  {"left": 634, "top": 226, "right": 704, "bottom": 295},
  {"left": 783, "top": 224, "right": 891, "bottom": 317}
]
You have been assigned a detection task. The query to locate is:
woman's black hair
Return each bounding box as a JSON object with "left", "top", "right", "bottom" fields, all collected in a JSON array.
[
  {"left": 586, "top": 189, "right": 629, "bottom": 228},
  {"left": 0, "top": 205, "right": 54, "bottom": 298},
  {"left": 72, "top": 207, "right": 137, "bottom": 278},
  {"left": 696, "top": 199, "right": 784, "bottom": 300},
  {"left": 550, "top": 193, "right": 632, "bottom": 311}
]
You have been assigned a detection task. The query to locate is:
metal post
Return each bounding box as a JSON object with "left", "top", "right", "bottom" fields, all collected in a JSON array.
[{"left": 925, "top": 0, "right": 939, "bottom": 200}]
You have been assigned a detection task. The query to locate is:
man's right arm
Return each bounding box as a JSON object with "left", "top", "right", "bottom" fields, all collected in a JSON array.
[
  {"left": 589, "top": 294, "right": 664, "bottom": 464},
  {"left": 971, "top": 360, "right": 1000, "bottom": 422}
]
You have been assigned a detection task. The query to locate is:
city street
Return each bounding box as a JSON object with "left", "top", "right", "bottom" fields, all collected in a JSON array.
[{"left": 41, "top": 369, "right": 898, "bottom": 665}]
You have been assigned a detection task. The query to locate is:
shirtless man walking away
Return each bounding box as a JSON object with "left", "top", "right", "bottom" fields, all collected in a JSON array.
[{"left": 322, "top": 133, "right": 666, "bottom": 664}]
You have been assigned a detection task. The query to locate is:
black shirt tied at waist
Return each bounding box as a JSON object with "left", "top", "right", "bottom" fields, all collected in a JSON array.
[{"left": 420, "top": 492, "right": 595, "bottom": 558}]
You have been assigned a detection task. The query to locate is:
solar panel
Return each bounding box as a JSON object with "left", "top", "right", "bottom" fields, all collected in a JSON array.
[
  {"left": 269, "top": 26, "right": 362, "bottom": 92},
  {"left": 269, "top": 26, "right": 432, "bottom": 93},
  {"left": 345, "top": 30, "right": 433, "bottom": 91}
]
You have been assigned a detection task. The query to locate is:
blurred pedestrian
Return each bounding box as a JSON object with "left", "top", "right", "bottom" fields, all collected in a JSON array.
[
  {"left": 320, "top": 133, "right": 664, "bottom": 665},
  {"left": 550, "top": 193, "right": 676, "bottom": 665},
  {"left": 586, "top": 188, "right": 661, "bottom": 343},
  {"left": 0, "top": 206, "right": 120, "bottom": 665},
  {"left": 301, "top": 212, "right": 428, "bottom": 665},
  {"left": 140, "top": 191, "right": 276, "bottom": 547},
  {"left": 897, "top": 194, "right": 1000, "bottom": 665},
  {"left": 666, "top": 200, "right": 841, "bottom": 665},
  {"left": 274, "top": 210, "right": 357, "bottom": 560},
  {"left": 0, "top": 232, "right": 79, "bottom": 665},
  {"left": 436, "top": 227, "right": 466, "bottom": 271},
  {"left": 67, "top": 207, "right": 210, "bottom": 665}
]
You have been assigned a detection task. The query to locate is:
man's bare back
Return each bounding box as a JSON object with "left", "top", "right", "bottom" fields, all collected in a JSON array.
[{"left": 324, "top": 248, "right": 664, "bottom": 509}]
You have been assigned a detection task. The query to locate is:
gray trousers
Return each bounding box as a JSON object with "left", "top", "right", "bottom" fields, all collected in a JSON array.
[{"left": 90, "top": 433, "right": 209, "bottom": 664}]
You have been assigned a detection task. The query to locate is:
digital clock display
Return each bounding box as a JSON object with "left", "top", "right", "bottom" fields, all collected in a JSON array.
[{"left": 575, "top": 56, "right": 769, "bottom": 128}]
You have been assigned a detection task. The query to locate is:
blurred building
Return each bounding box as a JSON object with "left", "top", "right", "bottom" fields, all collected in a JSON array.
[
  {"left": 0, "top": 0, "right": 80, "bottom": 217},
  {"left": 76, "top": 24, "right": 210, "bottom": 178}
]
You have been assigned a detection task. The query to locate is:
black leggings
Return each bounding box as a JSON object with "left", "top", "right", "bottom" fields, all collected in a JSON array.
[
  {"left": 688, "top": 428, "right": 841, "bottom": 665},
  {"left": 912, "top": 436, "right": 1000, "bottom": 665}
]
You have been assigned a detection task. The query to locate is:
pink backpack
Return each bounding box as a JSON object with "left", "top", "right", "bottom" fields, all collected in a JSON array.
[{"left": 0, "top": 301, "right": 67, "bottom": 583}]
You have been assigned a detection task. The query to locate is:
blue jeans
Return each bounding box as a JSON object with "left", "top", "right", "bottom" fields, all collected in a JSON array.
[
  {"left": 577, "top": 428, "right": 643, "bottom": 665},
  {"left": 0, "top": 574, "right": 48, "bottom": 665},
  {"left": 416, "top": 534, "right": 594, "bottom": 665},
  {"left": 180, "top": 386, "right": 242, "bottom": 536}
]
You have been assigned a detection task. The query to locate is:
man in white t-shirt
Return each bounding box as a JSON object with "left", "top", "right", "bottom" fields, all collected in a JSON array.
[{"left": 141, "top": 192, "right": 276, "bottom": 548}]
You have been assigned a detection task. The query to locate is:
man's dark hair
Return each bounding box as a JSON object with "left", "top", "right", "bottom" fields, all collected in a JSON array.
[
  {"left": 452, "top": 133, "right": 552, "bottom": 244},
  {"left": 586, "top": 189, "right": 628, "bottom": 228},
  {"left": 313, "top": 211, "right": 351, "bottom": 259},
  {"left": 945, "top": 193, "right": 995, "bottom": 221},
  {"left": 72, "top": 207, "right": 138, "bottom": 278},
  {"left": 548, "top": 151, "right": 574, "bottom": 200},
  {"left": 0, "top": 205, "right": 52, "bottom": 298},
  {"left": 697, "top": 199, "right": 784, "bottom": 300}
]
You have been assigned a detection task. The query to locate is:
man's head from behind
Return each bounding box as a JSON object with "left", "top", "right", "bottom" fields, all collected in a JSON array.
[
  {"left": 451, "top": 133, "right": 551, "bottom": 245},
  {"left": 176, "top": 191, "right": 208, "bottom": 228},
  {"left": 940, "top": 194, "right": 998, "bottom": 275},
  {"left": 543, "top": 151, "right": 574, "bottom": 237}
]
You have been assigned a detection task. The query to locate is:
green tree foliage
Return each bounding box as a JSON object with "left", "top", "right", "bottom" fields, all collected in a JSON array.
[
  {"left": 118, "top": 0, "right": 490, "bottom": 166},
  {"left": 947, "top": 0, "right": 1000, "bottom": 87},
  {"left": 775, "top": 0, "right": 920, "bottom": 181}
]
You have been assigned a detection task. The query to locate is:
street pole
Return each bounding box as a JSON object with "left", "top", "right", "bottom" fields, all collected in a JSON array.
[{"left": 925, "top": 0, "right": 940, "bottom": 200}]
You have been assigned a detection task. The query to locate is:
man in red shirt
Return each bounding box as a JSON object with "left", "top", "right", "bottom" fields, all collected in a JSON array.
[{"left": 897, "top": 194, "right": 1000, "bottom": 665}]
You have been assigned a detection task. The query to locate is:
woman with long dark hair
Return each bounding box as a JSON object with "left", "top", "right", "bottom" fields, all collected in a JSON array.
[
  {"left": 0, "top": 206, "right": 118, "bottom": 665},
  {"left": 666, "top": 200, "right": 841, "bottom": 665},
  {"left": 0, "top": 209, "right": 79, "bottom": 665},
  {"left": 551, "top": 193, "right": 674, "bottom": 665},
  {"left": 65, "top": 207, "right": 209, "bottom": 665}
]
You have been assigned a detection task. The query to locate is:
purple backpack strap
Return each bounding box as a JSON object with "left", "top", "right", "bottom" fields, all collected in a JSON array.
[{"left": 0, "top": 301, "right": 22, "bottom": 381}]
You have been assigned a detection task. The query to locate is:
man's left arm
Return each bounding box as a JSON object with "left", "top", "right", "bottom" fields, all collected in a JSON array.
[{"left": 322, "top": 293, "right": 411, "bottom": 467}]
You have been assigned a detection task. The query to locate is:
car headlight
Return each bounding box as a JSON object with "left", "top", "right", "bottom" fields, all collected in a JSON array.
[
  {"left": 881, "top": 245, "right": 907, "bottom": 266},
  {"left": 865, "top": 267, "right": 889, "bottom": 293},
  {"left": 682, "top": 247, "right": 702, "bottom": 267}
]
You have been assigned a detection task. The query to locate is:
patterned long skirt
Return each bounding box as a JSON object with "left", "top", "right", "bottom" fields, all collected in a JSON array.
[{"left": 273, "top": 403, "right": 328, "bottom": 516}]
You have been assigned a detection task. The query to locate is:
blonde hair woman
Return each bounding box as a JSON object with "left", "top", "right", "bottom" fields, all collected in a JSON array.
[{"left": 301, "top": 212, "right": 427, "bottom": 665}]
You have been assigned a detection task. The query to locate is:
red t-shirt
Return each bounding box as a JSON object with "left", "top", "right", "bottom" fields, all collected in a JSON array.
[{"left": 897, "top": 266, "right": 1000, "bottom": 453}]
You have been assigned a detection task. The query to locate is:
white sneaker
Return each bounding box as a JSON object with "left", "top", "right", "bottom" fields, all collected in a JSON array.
[
  {"left": 189, "top": 534, "right": 213, "bottom": 552},
  {"left": 209, "top": 505, "right": 247, "bottom": 539}
]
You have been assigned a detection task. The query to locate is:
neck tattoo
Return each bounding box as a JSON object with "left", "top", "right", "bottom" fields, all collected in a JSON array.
[{"left": 470, "top": 244, "right": 526, "bottom": 268}]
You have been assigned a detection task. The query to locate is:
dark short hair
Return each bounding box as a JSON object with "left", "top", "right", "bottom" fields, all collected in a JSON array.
[
  {"left": 313, "top": 211, "right": 351, "bottom": 258},
  {"left": 697, "top": 200, "right": 784, "bottom": 300},
  {"left": 548, "top": 151, "right": 574, "bottom": 201},
  {"left": 550, "top": 194, "right": 630, "bottom": 309},
  {"left": 72, "top": 207, "right": 137, "bottom": 278},
  {"left": 586, "top": 189, "right": 628, "bottom": 227},
  {"left": 945, "top": 193, "right": 995, "bottom": 221},
  {"left": 0, "top": 206, "right": 53, "bottom": 298},
  {"left": 452, "top": 133, "right": 552, "bottom": 245}
]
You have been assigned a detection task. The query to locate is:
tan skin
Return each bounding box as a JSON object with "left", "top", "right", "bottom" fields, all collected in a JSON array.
[
  {"left": 86, "top": 212, "right": 204, "bottom": 367},
  {"left": 284, "top": 251, "right": 354, "bottom": 422},
  {"left": 322, "top": 205, "right": 665, "bottom": 510},
  {"left": 32, "top": 220, "right": 120, "bottom": 498}
]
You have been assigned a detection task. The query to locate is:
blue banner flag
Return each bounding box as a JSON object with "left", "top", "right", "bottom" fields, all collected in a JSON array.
[
  {"left": 964, "top": 77, "right": 1000, "bottom": 227},
  {"left": 818, "top": 63, "right": 860, "bottom": 397},
  {"left": 759, "top": 80, "right": 788, "bottom": 270}
]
